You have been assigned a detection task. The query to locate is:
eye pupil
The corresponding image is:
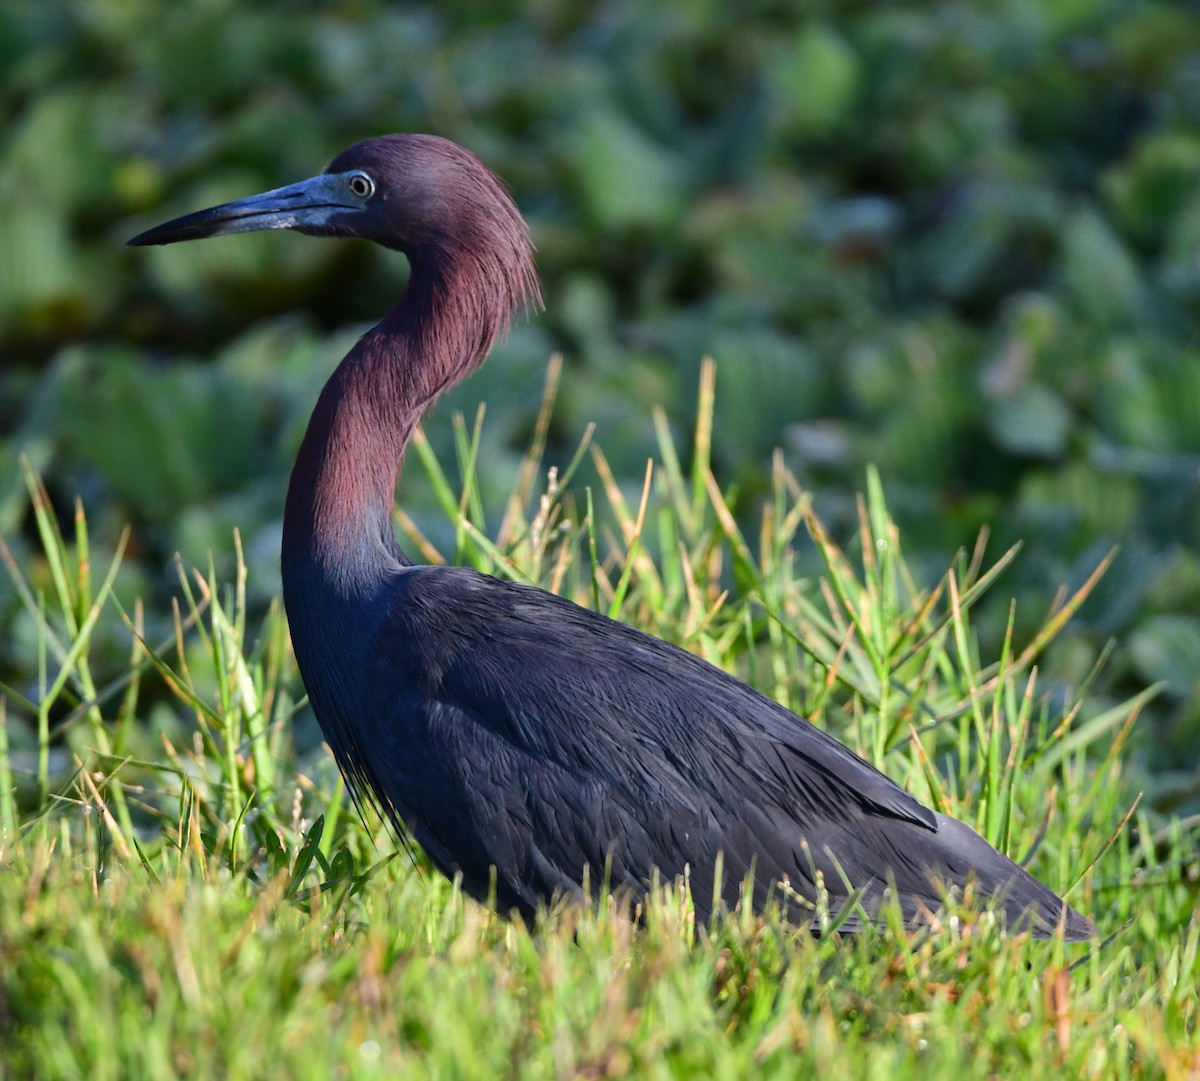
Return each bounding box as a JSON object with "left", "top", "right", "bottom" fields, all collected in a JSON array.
[{"left": 350, "top": 174, "right": 374, "bottom": 198}]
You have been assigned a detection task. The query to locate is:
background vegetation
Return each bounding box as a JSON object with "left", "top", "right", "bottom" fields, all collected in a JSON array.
[{"left": 1, "top": 0, "right": 1198, "bottom": 1074}]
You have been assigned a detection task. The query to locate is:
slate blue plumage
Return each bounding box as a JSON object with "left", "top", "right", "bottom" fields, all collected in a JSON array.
[{"left": 130, "top": 134, "right": 1094, "bottom": 939}]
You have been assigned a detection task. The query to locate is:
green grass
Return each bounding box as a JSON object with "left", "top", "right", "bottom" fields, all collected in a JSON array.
[{"left": 1, "top": 363, "right": 1196, "bottom": 1079}]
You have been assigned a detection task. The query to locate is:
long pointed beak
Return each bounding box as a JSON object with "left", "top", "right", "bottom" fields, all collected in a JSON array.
[{"left": 127, "top": 172, "right": 366, "bottom": 246}]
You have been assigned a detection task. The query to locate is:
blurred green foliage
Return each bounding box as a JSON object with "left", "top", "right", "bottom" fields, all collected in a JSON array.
[{"left": 2, "top": 0, "right": 1200, "bottom": 802}]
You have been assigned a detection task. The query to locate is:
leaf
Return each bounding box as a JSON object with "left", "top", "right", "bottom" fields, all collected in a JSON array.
[
  {"left": 1129, "top": 615, "right": 1200, "bottom": 699},
  {"left": 768, "top": 24, "right": 861, "bottom": 137},
  {"left": 570, "top": 108, "right": 683, "bottom": 230},
  {"left": 1062, "top": 208, "right": 1143, "bottom": 326},
  {"left": 986, "top": 384, "right": 1072, "bottom": 460}
]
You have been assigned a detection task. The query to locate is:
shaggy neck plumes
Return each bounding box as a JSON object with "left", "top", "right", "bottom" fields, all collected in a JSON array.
[{"left": 281, "top": 207, "right": 539, "bottom": 600}]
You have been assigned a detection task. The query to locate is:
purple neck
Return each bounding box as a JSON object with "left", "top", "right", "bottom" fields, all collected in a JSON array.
[{"left": 281, "top": 253, "right": 509, "bottom": 599}]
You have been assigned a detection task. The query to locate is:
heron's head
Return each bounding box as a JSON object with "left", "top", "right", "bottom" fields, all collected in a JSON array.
[{"left": 128, "top": 134, "right": 539, "bottom": 311}]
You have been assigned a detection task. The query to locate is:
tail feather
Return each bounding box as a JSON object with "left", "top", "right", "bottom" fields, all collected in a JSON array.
[
  {"left": 763, "top": 812, "right": 1097, "bottom": 940},
  {"left": 923, "top": 812, "right": 1094, "bottom": 940}
]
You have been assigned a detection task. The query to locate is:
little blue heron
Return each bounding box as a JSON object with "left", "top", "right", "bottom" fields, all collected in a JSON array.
[{"left": 130, "top": 134, "right": 1093, "bottom": 939}]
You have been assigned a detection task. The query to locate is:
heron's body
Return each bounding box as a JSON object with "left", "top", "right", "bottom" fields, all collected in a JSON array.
[{"left": 131, "top": 134, "right": 1094, "bottom": 939}]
